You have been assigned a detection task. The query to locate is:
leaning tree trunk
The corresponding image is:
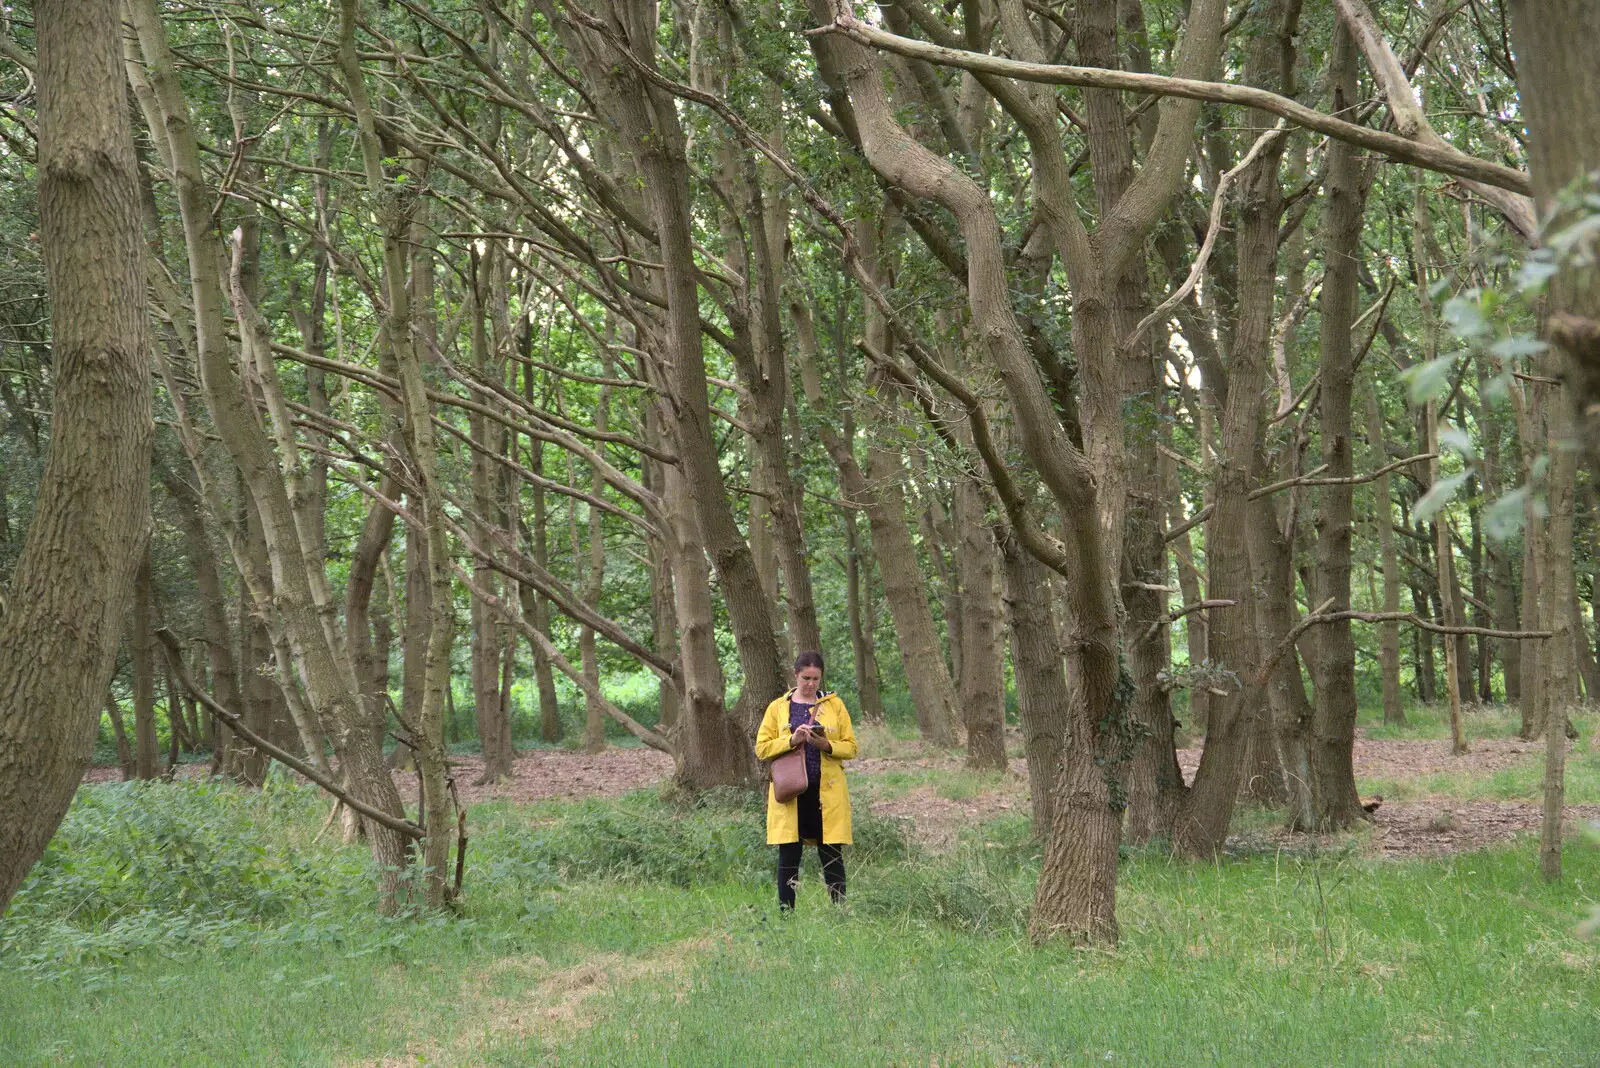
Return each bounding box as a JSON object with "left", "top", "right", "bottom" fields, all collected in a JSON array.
[
  {"left": 130, "top": 0, "right": 411, "bottom": 908},
  {"left": 568, "top": 0, "right": 785, "bottom": 754},
  {"left": 0, "top": 0, "right": 151, "bottom": 915},
  {"left": 791, "top": 298, "right": 958, "bottom": 742}
]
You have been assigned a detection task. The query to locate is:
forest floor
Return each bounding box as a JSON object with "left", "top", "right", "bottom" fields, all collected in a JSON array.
[
  {"left": 303, "top": 707, "right": 1600, "bottom": 859},
  {"left": 18, "top": 704, "right": 1597, "bottom": 1065},
  {"left": 86, "top": 707, "right": 1600, "bottom": 859}
]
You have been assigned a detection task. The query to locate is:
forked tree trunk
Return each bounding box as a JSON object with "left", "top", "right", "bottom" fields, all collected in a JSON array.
[
  {"left": 1172, "top": 0, "right": 1292, "bottom": 855},
  {"left": 818, "top": 5, "right": 1124, "bottom": 941},
  {"left": 0, "top": 0, "right": 152, "bottom": 914}
]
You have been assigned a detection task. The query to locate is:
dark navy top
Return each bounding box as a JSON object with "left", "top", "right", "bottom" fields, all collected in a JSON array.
[{"left": 788, "top": 697, "right": 823, "bottom": 783}]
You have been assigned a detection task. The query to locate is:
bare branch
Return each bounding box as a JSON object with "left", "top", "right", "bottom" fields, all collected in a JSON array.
[
  {"left": 816, "top": 14, "right": 1531, "bottom": 195},
  {"left": 1247, "top": 454, "right": 1435, "bottom": 499},
  {"left": 1142, "top": 599, "right": 1239, "bottom": 644},
  {"left": 156, "top": 629, "right": 424, "bottom": 841}
]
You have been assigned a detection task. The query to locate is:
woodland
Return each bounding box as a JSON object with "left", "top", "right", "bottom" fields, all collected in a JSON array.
[{"left": 1, "top": 0, "right": 1599, "bottom": 1063}]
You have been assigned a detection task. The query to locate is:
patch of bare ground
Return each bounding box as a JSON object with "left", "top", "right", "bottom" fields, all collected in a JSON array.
[
  {"left": 84, "top": 745, "right": 676, "bottom": 806},
  {"left": 394, "top": 747, "right": 674, "bottom": 807},
  {"left": 1364, "top": 800, "right": 1600, "bottom": 857},
  {"left": 1175, "top": 732, "right": 1556, "bottom": 785},
  {"left": 351, "top": 937, "right": 711, "bottom": 1066},
  {"left": 855, "top": 729, "right": 1598, "bottom": 858}
]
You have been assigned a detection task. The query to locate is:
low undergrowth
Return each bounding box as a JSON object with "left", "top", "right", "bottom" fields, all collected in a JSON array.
[{"left": 1, "top": 777, "right": 1596, "bottom": 1065}]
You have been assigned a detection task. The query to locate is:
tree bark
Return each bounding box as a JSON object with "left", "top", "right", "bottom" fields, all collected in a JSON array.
[
  {"left": 129, "top": 0, "right": 411, "bottom": 909},
  {"left": 999, "top": 529, "right": 1069, "bottom": 838},
  {"left": 791, "top": 298, "right": 958, "bottom": 743},
  {"left": 0, "top": 0, "right": 151, "bottom": 914},
  {"left": 1308, "top": 22, "right": 1370, "bottom": 829},
  {"left": 133, "top": 549, "right": 160, "bottom": 780},
  {"left": 956, "top": 484, "right": 1006, "bottom": 770},
  {"left": 1366, "top": 385, "right": 1406, "bottom": 723}
]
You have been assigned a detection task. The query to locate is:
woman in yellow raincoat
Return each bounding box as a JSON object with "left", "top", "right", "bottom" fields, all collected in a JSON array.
[{"left": 754, "top": 650, "right": 858, "bottom": 910}]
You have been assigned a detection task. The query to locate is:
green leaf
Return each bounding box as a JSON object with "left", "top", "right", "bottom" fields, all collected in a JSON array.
[
  {"left": 1414, "top": 471, "right": 1469, "bottom": 525},
  {"left": 1400, "top": 354, "right": 1456, "bottom": 405},
  {"left": 1487, "top": 334, "right": 1547, "bottom": 363},
  {"left": 1438, "top": 424, "right": 1476, "bottom": 460},
  {"left": 1483, "top": 486, "right": 1529, "bottom": 541},
  {"left": 1516, "top": 254, "right": 1560, "bottom": 294},
  {"left": 1443, "top": 295, "right": 1491, "bottom": 340}
]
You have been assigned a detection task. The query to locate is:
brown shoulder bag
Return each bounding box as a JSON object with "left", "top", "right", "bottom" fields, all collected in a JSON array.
[
  {"left": 770, "top": 706, "right": 817, "bottom": 802},
  {"left": 771, "top": 745, "right": 809, "bottom": 803}
]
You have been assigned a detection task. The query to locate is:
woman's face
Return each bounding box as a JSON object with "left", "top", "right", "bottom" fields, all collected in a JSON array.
[{"left": 794, "top": 666, "right": 822, "bottom": 697}]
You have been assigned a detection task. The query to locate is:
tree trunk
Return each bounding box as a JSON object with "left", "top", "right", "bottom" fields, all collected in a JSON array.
[
  {"left": 956, "top": 485, "right": 1006, "bottom": 769},
  {"left": 999, "top": 529, "right": 1071, "bottom": 838},
  {"left": 0, "top": 0, "right": 151, "bottom": 914},
  {"left": 522, "top": 416, "right": 565, "bottom": 743},
  {"left": 1307, "top": 22, "right": 1370, "bottom": 828},
  {"left": 133, "top": 550, "right": 160, "bottom": 780},
  {"left": 1481, "top": 371, "right": 1522, "bottom": 705},
  {"left": 791, "top": 299, "right": 959, "bottom": 744},
  {"left": 814, "top": 5, "right": 1128, "bottom": 941},
  {"left": 844, "top": 509, "right": 886, "bottom": 723},
  {"left": 1366, "top": 382, "right": 1406, "bottom": 724},
  {"left": 131, "top": 0, "right": 411, "bottom": 909},
  {"left": 1172, "top": 0, "right": 1290, "bottom": 855},
  {"left": 108, "top": 693, "right": 135, "bottom": 782},
  {"left": 580, "top": 351, "right": 611, "bottom": 755}
]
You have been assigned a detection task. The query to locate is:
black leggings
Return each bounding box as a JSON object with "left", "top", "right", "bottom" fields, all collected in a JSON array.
[{"left": 777, "top": 842, "right": 845, "bottom": 909}]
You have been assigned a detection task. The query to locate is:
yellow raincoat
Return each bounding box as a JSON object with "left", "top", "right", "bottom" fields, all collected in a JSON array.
[{"left": 754, "top": 691, "right": 858, "bottom": 845}]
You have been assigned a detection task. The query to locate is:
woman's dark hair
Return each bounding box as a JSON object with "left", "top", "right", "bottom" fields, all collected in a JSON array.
[{"left": 793, "top": 650, "right": 825, "bottom": 675}]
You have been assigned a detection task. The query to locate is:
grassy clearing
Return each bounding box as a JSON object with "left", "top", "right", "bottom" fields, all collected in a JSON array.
[
  {"left": 1356, "top": 702, "right": 1562, "bottom": 742},
  {"left": 1360, "top": 746, "right": 1600, "bottom": 804},
  {"left": 1, "top": 778, "right": 1596, "bottom": 1066}
]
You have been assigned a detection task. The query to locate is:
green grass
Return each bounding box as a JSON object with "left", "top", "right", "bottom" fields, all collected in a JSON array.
[
  {"left": 1356, "top": 702, "right": 1535, "bottom": 741},
  {"left": 1, "top": 780, "right": 1596, "bottom": 1065},
  {"left": 1361, "top": 746, "right": 1600, "bottom": 804},
  {"left": 854, "top": 765, "right": 1011, "bottom": 803}
]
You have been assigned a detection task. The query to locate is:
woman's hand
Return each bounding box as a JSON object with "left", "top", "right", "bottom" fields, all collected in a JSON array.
[
  {"left": 790, "top": 725, "right": 811, "bottom": 749},
  {"left": 806, "top": 729, "right": 832, "bottom": 753}
]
